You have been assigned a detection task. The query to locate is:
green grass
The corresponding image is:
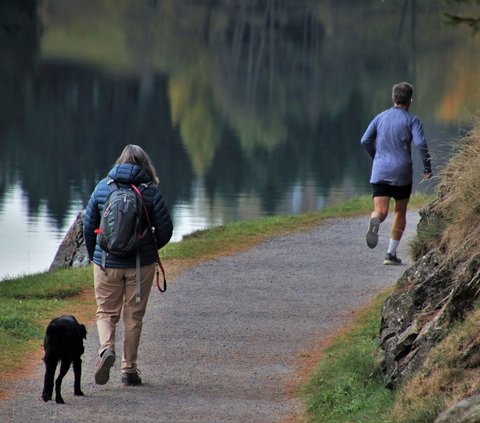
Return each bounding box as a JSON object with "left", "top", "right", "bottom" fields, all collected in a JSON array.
[
  {"left": 0, "top": 267, "right": 91, "bottom": 300},
  {"left": 0, "top": 267, "right": 94, "bottom": 375},
  {"left": 302, "top": 291, "right": 396, "bottom": 423}
]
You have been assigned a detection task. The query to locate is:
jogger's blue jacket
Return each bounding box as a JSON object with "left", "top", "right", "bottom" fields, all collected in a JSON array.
[{"left": 361, "top": 107, "right": 431, "bottom": 186}]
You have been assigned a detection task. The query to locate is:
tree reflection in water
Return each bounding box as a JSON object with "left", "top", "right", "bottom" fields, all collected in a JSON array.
[{"left": 0, "top": 0, "right": 478, "bottom": 278}]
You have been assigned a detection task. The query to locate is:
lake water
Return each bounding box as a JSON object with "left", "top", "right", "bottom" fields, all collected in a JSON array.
[{"left": 1, "top": 0, "right": 478, "bottom": 280}]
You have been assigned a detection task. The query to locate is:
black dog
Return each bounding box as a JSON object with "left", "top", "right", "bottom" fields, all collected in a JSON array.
[{"left": 42, "top": 315, "right": 87, "bottom": 404}]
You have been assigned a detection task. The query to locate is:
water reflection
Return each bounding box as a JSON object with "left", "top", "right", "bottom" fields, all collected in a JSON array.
[{"left": 1, "top": 0, "right": 479, "bottom": 279}]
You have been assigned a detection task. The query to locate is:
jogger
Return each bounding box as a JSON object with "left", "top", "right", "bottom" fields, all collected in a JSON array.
[{"left": 361, "top": 82, "right": 432, "bottom": 264}]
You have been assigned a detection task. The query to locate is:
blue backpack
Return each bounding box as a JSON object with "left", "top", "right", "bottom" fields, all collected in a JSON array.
[
  {"left": 96, "top": 178, "right": 167, "bottom": 300},
  {"left": 96, "top": 179, "right": 150, "bottom": 257}
]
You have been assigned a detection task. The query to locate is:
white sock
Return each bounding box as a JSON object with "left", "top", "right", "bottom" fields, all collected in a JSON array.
[{"left": 387, "top": 239, "right": 400, "bottom": 256}]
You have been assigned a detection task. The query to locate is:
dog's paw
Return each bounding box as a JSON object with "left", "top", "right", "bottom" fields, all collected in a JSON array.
[
  {"left": 55, "top": 396, "right": 65, "bottom": 404},
  {"left": 41, "top": 392, "right": 52, "bottom": 402},
  {"left": 74, "top": 390, "right": 84, "bottom": 396}
]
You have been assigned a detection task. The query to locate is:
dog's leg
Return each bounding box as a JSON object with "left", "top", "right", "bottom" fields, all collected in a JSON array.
[
  {"left": 42, "top": 357, "right": 57, "bottom": 402},
  {"left": 55, "top": 359, "right": 71, "bottom": 404},
  {"left": 73, "top": 357, "right": 84, "bottom": 396}
]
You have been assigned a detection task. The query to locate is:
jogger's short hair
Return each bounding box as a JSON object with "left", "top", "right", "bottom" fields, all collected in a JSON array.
[{"left": 392, "top": 82, "right": 413, "bottom": 105}]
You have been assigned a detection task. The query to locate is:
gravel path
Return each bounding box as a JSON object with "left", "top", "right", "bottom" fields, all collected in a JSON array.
[{"left": 0, "top": 213, "right": 419, "bottom": 422}]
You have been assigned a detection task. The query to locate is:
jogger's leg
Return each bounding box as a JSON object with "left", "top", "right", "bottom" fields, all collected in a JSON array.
[
  {"left": 372, "top": 196, "right": 390, "bottom": 222},
  {"left": 391, "top": 198, "right": 409, "bottom": 241},
  {"left": 367, "top": 196, "right": 390, "bottom": 248},
  {"left": 383, "top": 198, "right": 410, "bottom": 263}
]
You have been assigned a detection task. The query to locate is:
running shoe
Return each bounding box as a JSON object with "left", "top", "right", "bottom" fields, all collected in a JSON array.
[
  {"left": 384, "top": 253, "right": 402, "bottom": 265},
  {"left": 366, "top": 217, "right": 380, "bottom": 249}
]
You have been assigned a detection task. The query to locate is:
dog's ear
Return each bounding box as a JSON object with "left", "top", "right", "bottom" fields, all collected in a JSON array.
[
  {"left": 45, "top": 321, "right": 58, "bottom": 338},
  {"left": 79, "top": 324, "right": 87, "bottom": 339}
]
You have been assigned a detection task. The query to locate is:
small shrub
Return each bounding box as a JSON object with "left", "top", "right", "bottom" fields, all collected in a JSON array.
[{"left": 409, "top": 213, "right": 448, "bottom": 260}]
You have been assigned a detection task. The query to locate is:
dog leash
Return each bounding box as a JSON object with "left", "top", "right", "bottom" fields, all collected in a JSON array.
[{"left": 131, "top": 184, "right": 167, "bottom": 293}]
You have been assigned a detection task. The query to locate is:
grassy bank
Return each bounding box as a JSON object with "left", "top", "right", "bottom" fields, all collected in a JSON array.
[
  {"left": 0, "top": 267, "right": 94, "bottom": 378},
  {"left": 0, "top": 193, "right": 431, "bottom": 399},
  {"left": 301, "top": 289, "right": 396, "bottom": 423}
]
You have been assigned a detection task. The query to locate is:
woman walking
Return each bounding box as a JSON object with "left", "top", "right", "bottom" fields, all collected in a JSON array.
[{"left": 83, "top": 144, "right": 173, "bottom": 386}]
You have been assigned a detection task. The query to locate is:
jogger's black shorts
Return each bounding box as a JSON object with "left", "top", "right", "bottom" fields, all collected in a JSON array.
[{"left": 371, "top": 183, "right": 412, "bottom": 200}]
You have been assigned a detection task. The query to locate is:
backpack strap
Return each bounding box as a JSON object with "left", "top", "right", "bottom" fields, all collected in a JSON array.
[
  {"left": 133, "top": 182, "right": 154, "bottom": 303},
  {"left": 131, "top": 184, "right": 167, "bottom": 293},
  {"left": 139, "top": 182, "right": 150, "bottom": 191},
  {"left": 101, "top": 250, "right": 107, "bottom": 272},
  {"left": 106, "top": 177, "right": 118, "bottom": 190},
  {"left": 99, "top": 178, "right": 118, "bottom": 273},
  {"left": 135, "top": 250, "right": 141, "bottom": 304}
]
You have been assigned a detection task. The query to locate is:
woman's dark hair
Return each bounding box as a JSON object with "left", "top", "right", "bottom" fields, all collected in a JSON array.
[
  {"left": 392, "top": 82, "right": 413, "bottom": 105},
  {"left": 116, "top": 144, "right": 159, "bottom": 185}
]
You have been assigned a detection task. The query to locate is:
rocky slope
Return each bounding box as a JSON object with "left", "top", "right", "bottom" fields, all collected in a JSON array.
[{"left": 379, "top": 128, "right": 480, "bottom": 422}]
